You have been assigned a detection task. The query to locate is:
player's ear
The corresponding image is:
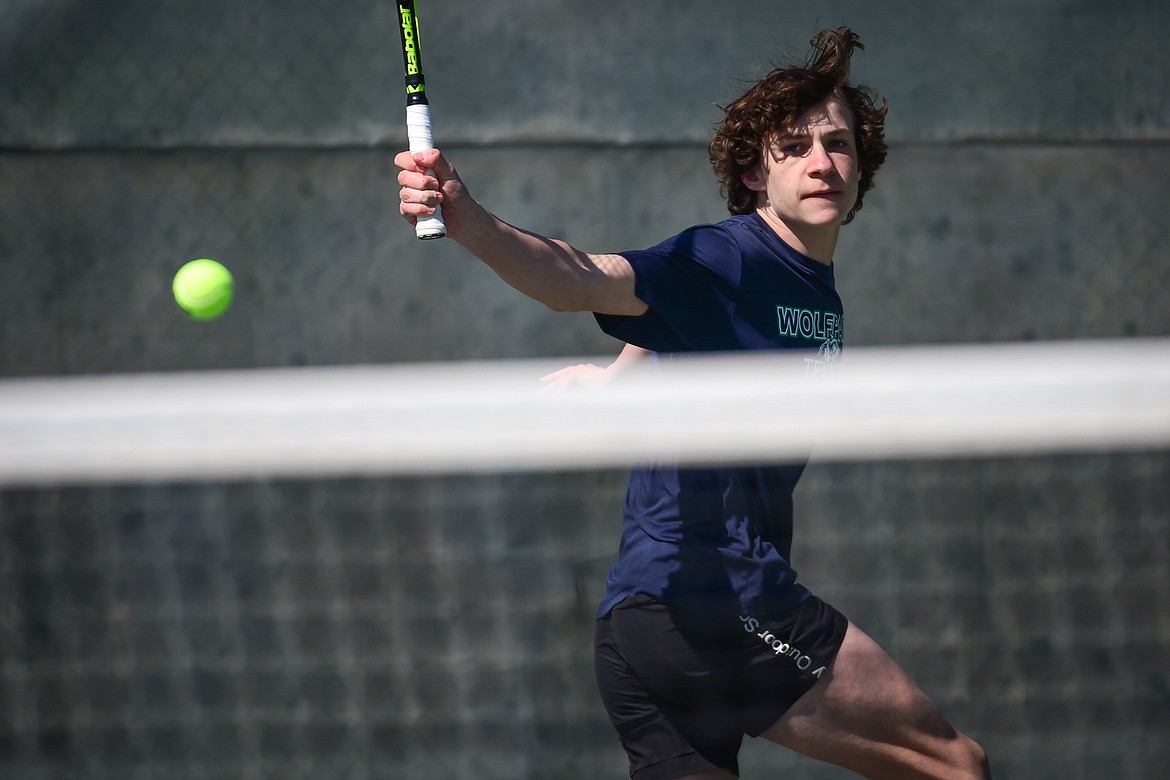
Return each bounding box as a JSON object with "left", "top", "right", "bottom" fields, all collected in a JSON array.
[
  {"left": 742, "top": 132, "right": 781, "bottom": 192},
  {"left": 740, "top": 163, "right": 767, "bottom": 192}
]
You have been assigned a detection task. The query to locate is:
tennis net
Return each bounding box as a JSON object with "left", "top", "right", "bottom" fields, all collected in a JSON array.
[{"left": 1, "top": 338, "right": 1168, "bottom": 486}]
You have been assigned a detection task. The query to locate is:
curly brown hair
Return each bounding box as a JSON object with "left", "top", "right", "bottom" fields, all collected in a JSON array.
[{"left": 708, "top": 28, "right": 888, "bottom": 224}]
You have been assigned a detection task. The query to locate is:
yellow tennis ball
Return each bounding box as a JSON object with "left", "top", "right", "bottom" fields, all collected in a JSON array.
[{"left": 173, "top": 258, "right": 234, "bottom": 320}]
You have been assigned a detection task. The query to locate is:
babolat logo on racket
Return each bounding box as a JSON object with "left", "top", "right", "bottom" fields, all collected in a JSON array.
[
  {"left": 398, "top": 2, "right": 427, "bottom": 100},
  {"left": 400, "top": 8, "right": 420, "bottom": 76}
]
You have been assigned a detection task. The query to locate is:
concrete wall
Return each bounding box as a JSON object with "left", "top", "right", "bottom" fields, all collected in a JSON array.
[{"left": 1, "top": 1, "right": 1168, "bottom": 778}]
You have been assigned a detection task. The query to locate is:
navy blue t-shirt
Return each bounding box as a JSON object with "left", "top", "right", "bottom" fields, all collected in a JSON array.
[{"left": 593, "top": 213, "right": 844, "bottom": 617}]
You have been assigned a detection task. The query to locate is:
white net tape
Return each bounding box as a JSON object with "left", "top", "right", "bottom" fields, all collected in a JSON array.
[{"left": 2, "top": 338, "right": 1168, "bottom": 486}]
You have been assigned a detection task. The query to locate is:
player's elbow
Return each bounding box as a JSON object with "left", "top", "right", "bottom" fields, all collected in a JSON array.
[
  {"left": 554, "top": 273, "right": 646, "bottom": 317},
  {"left": 533, "top": 273, "right": 608, "bottom": 314},
  {"left": 544, "top": 299, "right": 577, "bottom": 313},
  {"left": 542, "top": 288, "right": 598, "bottom": 313},
  {"left": 542, "top": 288, "right": 646, "bottom": 316}
]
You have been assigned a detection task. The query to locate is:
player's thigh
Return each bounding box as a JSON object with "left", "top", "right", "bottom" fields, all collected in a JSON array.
[{"left": 759, "top": 621, "right": 985, "bottom": 778}]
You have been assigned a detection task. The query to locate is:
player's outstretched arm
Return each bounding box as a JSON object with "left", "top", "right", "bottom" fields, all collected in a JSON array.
[{"left": 396, "top": 149, "right": 647, "bottom": 316}]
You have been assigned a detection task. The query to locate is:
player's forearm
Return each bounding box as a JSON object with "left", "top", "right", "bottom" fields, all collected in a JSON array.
[{"left": 453, "top": 203, "right": 645, "bottom": 315}]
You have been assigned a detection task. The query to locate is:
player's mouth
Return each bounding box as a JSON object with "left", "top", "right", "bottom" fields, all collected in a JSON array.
[{"left": 803, "top": 189, "right": 842, "bottom": 200}]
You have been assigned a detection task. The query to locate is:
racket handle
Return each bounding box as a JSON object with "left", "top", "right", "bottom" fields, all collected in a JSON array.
[{"left": 406, "top": 104, "right": 446, "bottom": 240}]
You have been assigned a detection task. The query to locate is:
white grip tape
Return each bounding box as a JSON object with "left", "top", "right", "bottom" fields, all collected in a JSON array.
[{"left": 406, "top": 104, "right": 445, "bottom": 239}]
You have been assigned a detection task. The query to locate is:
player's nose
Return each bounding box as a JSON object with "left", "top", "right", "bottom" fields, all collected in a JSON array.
[{"left": 807, "top": 142, "right": 833, "bottom": 173}]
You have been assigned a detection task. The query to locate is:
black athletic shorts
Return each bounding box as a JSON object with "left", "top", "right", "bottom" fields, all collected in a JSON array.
[{"left": 594, "top": 593, "right": 848, "bottom": 780}]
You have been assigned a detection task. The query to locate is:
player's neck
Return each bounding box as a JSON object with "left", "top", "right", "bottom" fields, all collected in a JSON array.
[{"left": 756, "top": 208, "right": 839, "bottom": 266}]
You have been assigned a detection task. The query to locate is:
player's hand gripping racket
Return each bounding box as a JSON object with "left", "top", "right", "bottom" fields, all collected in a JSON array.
[{"left": 396, "top": 0, "right": 445, "bottom": 239}]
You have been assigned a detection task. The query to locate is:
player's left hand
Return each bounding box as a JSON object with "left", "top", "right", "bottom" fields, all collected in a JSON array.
[{"left": 538, "top": 363, "right": 611, "bottom": 393}]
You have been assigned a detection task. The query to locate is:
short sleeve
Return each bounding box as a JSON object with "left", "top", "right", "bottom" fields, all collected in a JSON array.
[{"left": 595, "top": 224, "right": 743, "bottom": 352}]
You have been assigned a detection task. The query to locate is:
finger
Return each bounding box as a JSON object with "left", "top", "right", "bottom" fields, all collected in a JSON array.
[
  {"left": 400, "top": 199, "right": 438, "bottom": 218},
  {"left": 410, "top": 148, "right": 441, "bottom": 170},
  {"left": 397, "top": 168, "right": 437, "bottom": 191},
  {"left": 537, "top": 374, "right": 575, "bottom": 394},
  {"left": 394, "top": 149, "right": 422, "bottom": 172},
  {"left": 539, "top": 368, "right": 570, "bottom": 383},
  {"left": 399, "top": 185, "right": 442, "bottom": 206},
  {"left": 539, "top": 365, "right": 590, "bottom": 383},
  {"left": 413, "top": 149, "right": 459, "bottom": 184}
]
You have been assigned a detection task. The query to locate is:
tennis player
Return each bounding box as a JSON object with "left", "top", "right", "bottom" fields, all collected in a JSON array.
[{"left": 396, "top": 28, "right": 990, "bottom": 780}]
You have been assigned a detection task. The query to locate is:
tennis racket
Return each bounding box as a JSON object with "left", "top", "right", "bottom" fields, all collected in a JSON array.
[{"left": 396, "top": 0, "right": 445, "bottom": 239}]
